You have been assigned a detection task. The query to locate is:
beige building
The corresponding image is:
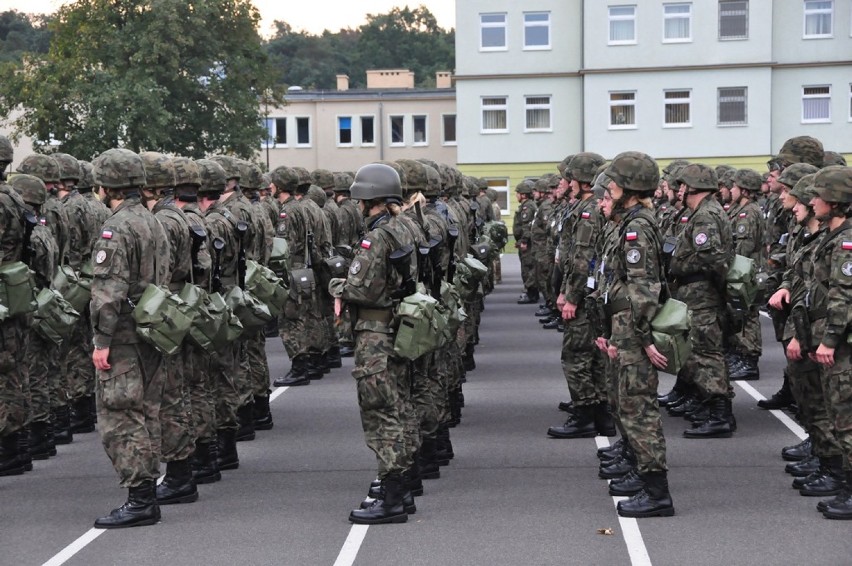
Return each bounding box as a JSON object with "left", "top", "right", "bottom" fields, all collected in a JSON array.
[{"left": 262, "top": 70, "right": 457, "bottom": 172}]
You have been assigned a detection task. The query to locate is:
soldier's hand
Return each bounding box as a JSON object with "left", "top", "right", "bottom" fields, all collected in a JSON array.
[
  {"left": 606, "top": 344, "right": 618, "bottom": 360},
  {"left": 92, "top": 347, "right": 111, "bottom": 371},
  {"left": 769, "top": 288, "right": 790, "bottom": 310},
  {"left": 644, "top": 343, "right": 668, "bottom": 370},
  {"left": 334, "top": 297, "right": 343, "bottom": 318},
  {"left": 814, "top": 344, "right": 835, "bottom": 367},
  {"left": 595, "top": 337, "right": 609, "bottom": 352},
  {"left": 556, "top": 293, "right": 566, "bottom": 311},
  {"left": 562, "top": 301, "right": 577, "bottom": 321},
  {"left": 785, "top": 338, "right": 802, "bottom": 361}
]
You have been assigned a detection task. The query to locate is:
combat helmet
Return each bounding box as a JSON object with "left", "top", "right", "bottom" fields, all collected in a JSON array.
[
  {"left": 172, "top": 157, "right": 202, "bottom": 187},
  {"left": 17, "top": 154, "right": 61, "bottom": 184},
  {"left": 270, "top": 166, "right": 300, "bottom": 193},
  {"left": 307, "top": 185, "right": 326, "bottom": 207},
  {"left": 209, "top": 155, "right": 241, "bottom": 181},
  {"left": 823, "top": 151, "right": 847, "bottom": 167},
  {"left": 515, "top": 179, "right": 535, "bottom": 194},
  {"left": 813, "top": 166, "right": 852, "bottom": 204},
  {"left": 10, "top": 173, "right": 46, "bottom": 206},
  {"left": 396, "top": 159, "right": 429, "bottom": 193},
  {"left": 557, "top": 155, "right": 574, "bottom": 180},
  {"left": 776, "top": 136, "right": 824, "bottom": 168},
  {"left": 196, "top": 159, "right": 227, "bottom": 194},
  {"left": 663, "top": 159, "right": 691, "bottom": 176},
  {"left": 789, "top": 174, "right": 818, "bottom": 206},
  {"left": 375, "top": 161, "right": 407, "bottom": 193},
  {"left": 733, "top": 168, "right": 762, "bottom": 194},
  {"left": 237, "top": 160, "right": 263, "bottom": 190},
  {"left": 52, "top": 153, "right": 81, "bottom": 183},
  {"left": 605, "top": 151, "right": 660, "bottom": 193},
  {"left": 567, "top": 152, "right": 606, "bottom": 185},
  {"left": 778, "top": 163, "right": 819, "bottom": 189},
  {"left": 349, "top": 163, "right": 402, "bottom": 204},
  {"left": 77, "top": 161, "right": 95, "bottom": 190},
  {"left": 93, "top": 149, "right": 147, "bottom": 189},
  {"left": 332, "top": 172, "right": 354, "bottom": 192},
  {"left": 311, "top": 169, "right": 335, "bottom": 190},
  {"left": 676, "top": 164, "right": 718, "bottom": 191},
  {"left": 139, "top": 151, "right": 176, "bottom": 189},
  {"left": 0, "top": 135, "right": 13, "bottom": 166}
]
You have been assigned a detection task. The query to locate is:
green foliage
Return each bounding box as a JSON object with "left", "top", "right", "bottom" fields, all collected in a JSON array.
[
  {"left": 0, "top": 0, "right": 282, "bottom": 160},
  {"left": 264, "top": 5, "right": 454, "bottom": 90},
  {"left": 0, "top": 10, "right": 51, "bottom": 64}
]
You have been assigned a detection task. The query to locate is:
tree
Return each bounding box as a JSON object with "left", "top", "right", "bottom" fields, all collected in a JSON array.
[
  {"left": 0, "top": 0, "right": 282, "bottom": 160},
  {"left": 0, "top": 10, "right": 52, "bottom": 63}
]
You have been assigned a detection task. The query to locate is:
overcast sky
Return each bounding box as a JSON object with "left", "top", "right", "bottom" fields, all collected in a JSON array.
[{"left": 6, "top": 0, "right": 456, "bottom": 36}]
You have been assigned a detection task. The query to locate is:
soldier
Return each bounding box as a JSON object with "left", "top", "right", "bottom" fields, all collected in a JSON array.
[
  {"left": 89, "top": 148, "right": 169, "bottom": 529},
  {"left": 485, "top": 187, "right": 503, "bottom": 283},
  {"left": 78, "top": 160, "right": 111, "bottom": 234},
  {"left": 514, "top": 180, "right": 538, "bottom": 304},
  {"left": 330, "top": 163, "right": 418, "bottom": 525},
  {"left": 593, "top": 151, "right": 673, "bottom": 518},
  {"left": 331, "top": 171, "right": 363, "bottom": 357}
]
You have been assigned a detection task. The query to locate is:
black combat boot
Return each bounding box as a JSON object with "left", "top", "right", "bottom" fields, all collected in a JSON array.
[
  {"left": 156, "top": 459, "right": 199, "bottom": 504},
  {"left": 609, "top": 468, "right": 644, "bottom": 496},
  {"left": 236, "top": 402, "right": 256, "bottom": 442},
  {"left": 758, "top": 373, "right": 794, "bottom": 410},
  {"left": 307, "top": 354, "right": 325, "bottom": 380},
  {"left": 542, "top": 317, "right": 561, "bottom": 330},
  {"left": 191, "top": 439, "right": 221, "bottom": 484},
  {"left": 29, "top": 420, "right": 56, "bottom": 460},
  {"left": 339, "top": 345, "right": 355, "bottom": 358},
  {"left": 598, "top": 437, "right": 624, "bottom": 460},
  {"left": 782, "top": 437, "right": 812, "bottom": 461},
  {"left": 0, "top": 432, "right": 24, "bottom": 476},
  {"left": 535, "top": 304, "right": 552, "bottom": 317},
  {"left": 463, "top": 343, "right": 476, "bottom": 372},
  {"left": 326, "top": 346, "right": 343, "bottom": 369},
  {"left": 360, "top": 480, "right": 417, "bottom": 514},
  {"left": 94, "top": 480, "right": 161, "bottom": 529},
  {"left": 617, "top": 471, "right": 675, "bottom": 518},
  {"left": 822, "top": 472, "right": 852, "bottom": 519},
  {"left": 273, "top": 355, "right": 310, "bottom": 387},
  {"left": 517, "top": 288, "right": 539, "bottom": 304},
  {"left": 70, "top": 395, "right": 96, "bottom": 434},
  {"left": 729, "top": 354, "right": 760, "bottom": 380},
  {"left": 16, "top": 429, "right": 32, "bottom": 472},
  {"left": 683, "top": 396, "right": 733, "bottom": 439},
  {"left": 658, "top": 373, "right": 689, "bottom": 406},
  {"left": 666, "top": 393, "right": 701, "bottom": 417},
  {"left": 349, "top": 474, "right": 408, "bottom": 524},
  {"left": 599, "top": 443, "right": 636, "bottom": 479},
  {"left": 798, "top": 456, "right": 844, "bottom": 497},
  {"left": 52, "top": 405, "right": 74, "bottom": 445},
  {"left": 547, "top": 404, "right": 597, "bottom": 439},
  {"left": 786, "top": 455, "right": 820, "bottom": 477},
  {"left": 216, "top": 428, "right": 239, "bottom": 471},
  {"left": 418, "top": 436, "right": 441, "bottom": 480},
  {"left": 253, "top": 393, "right": 274, "bottom": 431},
  {"left": 437, "top": 425, "right": 454, "bottom": 460},
  {"left": 594, "top": 402, "right": 617, "bottom": 437},
  {"left": 558, "top": 400, "right": 574, "bottom": 413},
  {"left": 405, "top": 460, "right": 424, "bottom": 497}
]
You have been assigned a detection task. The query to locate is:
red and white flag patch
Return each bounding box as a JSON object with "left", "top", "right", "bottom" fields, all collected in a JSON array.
[
  {"left": 581, "top": 212, "right": 591, "bottom": 219},
  {"left": 842, "top": 241, "right": 852, "bottom": 250},
  {"left": 681, "top": 216, "right": 689, "bottom": 223},
  {"left": 739, "top": 212, "right": 747, "bottom": 218},
  {"left": 361, "top": 239, "right": 372, "bottom": 249},
  {"left": 101, "top": 230, "right": 113, "bottom": 239},
  {"left": 625, "top": 232, "right": 638, "bottom": 241},
  {"left": 279, "top": 212, "right": 287, "bottom": 218}
]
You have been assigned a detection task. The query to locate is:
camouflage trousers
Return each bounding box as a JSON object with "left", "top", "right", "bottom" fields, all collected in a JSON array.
[
  {"left": 25, "top": 329, "right": 55, "bottom": 423},
  {"left": 519, "top": 249, "right": 537, "bottom": 292},
  {"left": 160, "top": 348, "right": 195, "bottom": 462},
  {"left": 411, "top": 353, "right": 440, "bottom": 438},
  {"left": 188, "top": 345, "right": 216, "bottom": 443},
  {"left": 64, "top": 317, "right": 95, "bottom": 401},
  {"left": 561, "top": 309, "right": 607, "bottom": 406},
  {"left": 728, "top": 307, "right": 763, "bottom": 357},
  {"left": 280, "top": 294, "right": 327, "bottom": 359},
  {"left": 398, "top": 360, "right": 420, "bottom": 463},
  {"left": 683, "top": 307, "right": 730, "bottom": 398},
  {"left": 96, "top": 342, "right": 164, "bottom": 488},
  {"left": 787, "top": 352, "right": 840, "bottom": 458},
  {"left": 353, "top": 329, "right": 411, "bottom": 478},
  {"left": 214, "top": 342, "right": 241, "bottom": 431},
  {"left": 493, "top": 256, "right": 502, "bottom": 283},
  {"left": 536, "top": 255, "right": 554, "bottom": 305},
  {"left": 0, "top": 319, "right": 27, "bottom": 436},
  {"left": 819, "top": 341, "right": 852, "bottom": 472},
  {"left": 246, "top": 330, "right": 271, "bottom": 397},
  {"left": 432, "top": 345, "right": 452, "bottom": 424},
  {"left": 615, "top": 354, "right": 667, "bottom": 474}
]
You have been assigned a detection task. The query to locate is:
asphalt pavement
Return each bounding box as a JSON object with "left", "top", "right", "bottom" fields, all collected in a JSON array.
[{"left": 3, "top": 254, "right": 851, "bottom": 566}]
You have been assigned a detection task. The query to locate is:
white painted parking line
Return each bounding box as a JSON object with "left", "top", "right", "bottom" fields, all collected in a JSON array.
[
  {"left": 332, "top": 524, "right": 369, "bottom": 566},
  {"left": 595, "top": 437, "right": 653, "bottom": 566},
  {"left": 735, "top": 381, "right": 807, "bottom": 441}
]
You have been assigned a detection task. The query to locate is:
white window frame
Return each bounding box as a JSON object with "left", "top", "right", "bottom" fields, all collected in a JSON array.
[
  {"left": 524, "top": 95, "right": 553, "bottom": 132},
  {"left": 295, "top": 116, "right": 311, "bottom": 147},
  {"left": 360, "top": 115, "right": 376, "bottom": 147},
  {"left": 609, "top": 91, "right": 637, "bottom": 130},
  {"left": 803, "top": 0, "right": 833, "bottom": 38},
  {"left": 717, "top": 87, "right": 748, "bottom": 127},
  {"left": 481, "top": 96, "right": 509, "bottom": 134},
  {"left": 262, "top": 117, "right": 287, "bottom": 149},
  {"left": 608, "top": 5, "right": 637, "bottom": 45},
  {"left": 412, "top": 115, "right": 428, "bottom": 146},
  {"left": 802, "top": 85, "right": 832, "bottom": 123},
  {"left": 663, "top": 3, "right": 693, "bottom": 43},
  {"left": 486, "top": 178, "right": 511, "bottom": 216},
  {"left": 663, "top": 89, "right": 692, "bottom": 128},
  {"left": 849, "top": 83, "right": 852, "bottom": 121},
  {"left": 718, "top": 0, "right": 748, "bottom": 40},
  {"left": 523, "top": 11, "right": 551, "bottom": 50},
  {"left": 336, "top": 115, "right": 353, "bottom": 147},
  {"left": 441, "top": 113, "right": 457, "bottom": 146},
  {"left": 389, "top": 115, "right": 406, "bottom": 146},
  {"left": 480, "top": 13, "right": 508, "bottom": 51}
]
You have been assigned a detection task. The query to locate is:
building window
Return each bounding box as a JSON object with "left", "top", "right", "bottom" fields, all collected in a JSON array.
[
  {"left": 609, "top": 91, "right": 636, "bottom": 129},
  {"left": 849, "top": 84, "right": 852, "bottom": 120},
  {"left": 525, "top": 96, "right": 552, "bottom": 131},
  {"left": 609, "top": 5, "right": 637, "bottom": 44},
  {"left": 413, "top": 115, "right": 428, "bottom": 145},
  {"left": 296, "top": 117, "right": 311, "bottom": 146},
  {"left": 480, "top": 13, "right": 507, "bottom": 50},
  {"left": 664, "top": 90, "right": 691, "bottom": 127},
  {"left": 389, "top": 115, "right": 405, "bottom": 145},
  {"left": 481, "top": 97, "right": 508, "bottom": 133},
  {"left": 802, "top": 85, "right": 832, "bottom": 122},
  {"left": 263, "top": 117, "right": 287, "bottom": 147},
  {"left": 524, "top": 12, "right": 551, "bottom": 49},
  {"left": 487, "top": 178, "right": 511, "bottom": 216},
  {"left": 442, "top": 114, "right": 457, "bottom": 145},
  {"left": 361, "top": 116, "right": 375, "bottom": 145},
  {"left": 718, "top": 87, "right": 747, "bottom": 126},
  {"left": 719, "top": 0, "right": 748, "bottom": 40},
  {"left": 337, "top": 116, "right": 352, "bottom": 146},
  {"left": 804, "top": 0, "right": 833, "bottom": 37},
  {"left": 664, "top": 3, "right": 692, "bottom": 42}
]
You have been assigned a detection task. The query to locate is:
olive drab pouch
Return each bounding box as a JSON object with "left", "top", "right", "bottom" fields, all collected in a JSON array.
[
  {"left": 245, "top": 260, "right": 289, "bottom": 317},
  {"left": 439, "top": 280, "right": 465, "bottom": 340},
  {"left": 178, "top": 283, "right": 220, "bottom": 353},
  {"left": 224, "top": 286, "right": 273, "bottom": 330},
  {"left": 453, "top": 255, "right": 489, "bottom": 302},
  {"left": 0, "top": 261, "right": 37, "bottom": 317},
  {"left": 726, "top": 254, "right": 758, "bottom": 311},
  {"left": 483, "top": 221, "right": 509, "bottom": 251},
  {"left": 393, "top": 292, "right": 446, "bottom": 360},
  {"left": 32, "top": 288, "right": 80, "bottom": 346},
  {"left": 52, "top": 264, "right": 92, "bottom": 314},
  {"left": 268, "top": 237, "right": 291, "bottom": 280},
  {"left": 289, "top": 268, "right": 316, "bottom": 302},
  {"left": 650, "top": 298, "right": 691, "bottom": 375},
  {"left": 470, "top": 241, "right": 492, "bottom": 263},
  {"left": 207, "top": 291, "right": 243, "bottom": 347},
  {"left": 132, "top": 285, "right": 194, "bottom": 356}
]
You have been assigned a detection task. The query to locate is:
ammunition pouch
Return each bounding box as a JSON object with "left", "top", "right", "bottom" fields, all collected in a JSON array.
[
  {"left": 289, "top": 267, "right": 317, "bottom": 302},
  {"left": 32, "top": 288, "right": 80, "bottom": 346},
  {"left": 650, "top": 298, "right": 692, "bottom": 375},
  {"left": 323, "top": 255, "right": 350, "bottom": 279},
  {"left": 133, "top": 284, "right": 194, "bottom": 356},
  {"left": 52, "top": 263, "right": 93, "bottom": 313},
  {"left": 245, "top": 260, "right": 289, "bottom": 317},
  {"left": 208, "top": 291, "right": 244, "bottom": 347},
  {"left": 393, "top": 292, "right": 447, "bottom": 360},
  {"left": 452, "top": 255, "right": 489, "bottom": 302},
  {"left": 469, "top": 241, "right": 492, "bottom": 263},
  {"left": 268, "top": 237, "right": 291, "bottom": 280},
  {"left": 726, "top": 254, "right": 758, "bottom": 311},
  {"left": 0, "top": 261, "right": 37, "bottom": 318},
  {"left": 224, "top": 286, "right": 273, "bottom": 330},
  {"left": 178, "top": 283, "right": 219, "bottom": 353}
]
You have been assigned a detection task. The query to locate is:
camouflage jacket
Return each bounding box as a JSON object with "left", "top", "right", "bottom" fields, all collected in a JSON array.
[
  {"left": 423, "top": 201, "right": 451, "bottom": 273},
  {"left": 221, "top": 190, "right": 258, "bottom": 261},
  {"left": 42, "top": 193, "right": 70, "bottom": 265},
  {"left": 476, "top": 194, "right": 494, "bottom": 223},
  {"left": 335, "top": 197, "right": 365, "bottom": 252},
  {"left": 61, "top": 190, "right": 96, "bottom": 270},
  {"left": 152, "top": 198, "right": 193, "bottom": 290},
  {"left": 82, "top": 191, "right": 111, "bottom": 245},
  {"left": 780, "top": 225, "right": 823, "bottom": 341},
  {"left": 764, "top": 193, "right": 790, "bottom": 252},
  {"left": 0, "top": 183, "right": 26, "bottom": 264},
  {"left": 204, "top": 199, "right": 241, "bottom": 289},
  {"left": 547, "top": 199, "right": 567, "bottom": 264},
  {"left": 560, "top": 196, "right": 604, "bottom": 304},
  {"left": 531, "top": 199, "right": 553, "bottom": 256},
  {"left": 181, "top": 203, "right": 212, "bottom": 289},
  {"left": 512, "top": 198, "right": 537, "bottom": 246},
  {"left": 252, "top": 198, "right": 275, "bottom": 265},
  {"left": 30, "top": 222, "right": 58, "bottom": 289},
  {"left": 732, "top": 200, "right": 765, "bottom": 262},
  {"left": 445, "top": 197, "right": 470, "bottom": 260},
  {"left": 262, "top": 196, "right": 280, "bottom": 231},
  {"left": 90, "top": 196, "right": 169, "bottom": 348}
]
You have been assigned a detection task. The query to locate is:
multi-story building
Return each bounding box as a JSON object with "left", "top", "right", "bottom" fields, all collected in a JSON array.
[{"left": 456, "top": 0, "right": 852, "bottom": 214}]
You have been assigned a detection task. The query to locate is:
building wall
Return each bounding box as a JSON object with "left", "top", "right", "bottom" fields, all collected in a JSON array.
[{"left": 773, "top": 0, "right": 852, "bottom": 63}]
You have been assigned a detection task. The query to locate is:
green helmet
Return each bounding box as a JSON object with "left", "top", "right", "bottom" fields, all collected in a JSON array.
[
  {"left": 209, "top": 155, "right": 241, "bottom": 180},
  {"left": 485, "top": 187, "right": 498, "bottom": 202},
  {"left": 460, "top": 175, "right": 476, "bottom": 197},
  {"left": 0, "top": 135, "right": 12, "bottom": 164},
  {"left": 261, "top": 172, "right": 272, "bottom": 188},
  {"left": 140, "top": 151, "right": 176, "bottom": 189},
  {"left": 17, "top": 154, "right": 61, "bottom": 184},
  {"left": 776, "top": 135, "right": 824, "bottom": 168},
  {"left": 733, "top": 168, "right": 762, "bottom": 193},
  {"left": 77, "top": 161, "right": 94, "bottom": 189},
  {"left": 172, "top": 156, "right": 201, "bottom": 187},
  {"left": 592, "top": 171, "right": 614, "bottom": 199},
  {"left": 51, "top": 152, "right": 81, "bottom": 182},
  {"left": 662, "top": 159, "right": 690, "bottom": 176},
  {"left": 567, "top": 152, "right": 606, "bottom": 184},
  {"left": 375, "top": 161, "right": 407, "bottom": 193},
  {"left": 350, "top": 163, "right": 402, "bottom": 203},
  {"left": 10, "top": 173, "right": 46, "bottom": 206},
  {"left": 332, "top": 171, "right": 354, "bottom": 192},
  {"left": 533, "top": 176, "right": 551, "bottom": 194},
  {"left": 676, "top": 163, "right": 718, "bottom": 191},
  {"left": 714, "top": 165, "right": 735, "bottom": 188},
  {"left": 823, "top": 151, "right": 847, "bottom": 167},
  {"left": 515, "top": 179, "right": 535, "bottom": 194},
  {"left": 605, "top": 151, "right": 660, "bottom": 193},
  {"left": 789, "top": 173, "right": 818, "bottom": 205},
  {"left": 476, "top": 177, "right": 488, "bottom": 192},
  {"left": 778, "top": 163, "right": 819, "bottom": 188},
  {"left": 307, "top": 185, "right": 326, "bottom": 206},
  {"left": 557, "top": 154, "right": 574, "bottom": 180},
  {"left": 291, "top": 166, "right": 312, "bottom": 191},
  {"left": 813, "top": 166, "right": 852, "bottom": 204},
  {"left": 311, "top": 168, "right": 335, "bottom": 190},
  {"left": 195, "top": 159, "right": 227, "bottom": 194},
  {"left": 93, "top": 148, "right": 147, "bottom": 189},
  {"left": 396, "top": 159, "right": 429, "bottom": 192},
  {"left": 237, "top": 160, "right": 262, "bottom": 190},
  {"left": 271, "top": 166, "right": 300, "bottom": 192}
]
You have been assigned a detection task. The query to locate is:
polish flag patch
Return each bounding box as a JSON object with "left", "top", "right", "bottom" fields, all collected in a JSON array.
[
  {"left": 739, "top": 212, "right": 747, "bottom": 218},
  {"left": 39, "top": 218, "right": 46, "bottom": 226},
  {"left": 581, "top": 212, "right": 591, "bottom": 219},
  {"left": 842, "top": 241, "right": 852, "bottom": 250},
  {"left": 625, "top": 232, "right": 638, "bottom": 241},
  {"left": 101, "top": 230, "right": 113, "bottom": 239},
  {"left": 361, "top": 239, "right": 372, "bottom": 249},
  {"left": 681, "top": 216, "right": 689, "bottom": 223},
  {"left": 279, "top": 212, "right": 287, "bottom": 218}
]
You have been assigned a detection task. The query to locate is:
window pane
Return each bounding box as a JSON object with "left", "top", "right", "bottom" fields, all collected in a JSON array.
[
  {"left": 483, "top": 97, "right": 507, "bottom": 106},
  {"left": 526, "top": 109, "right": 551, "bottom": 129},
  {"left": 360, "top": 116, "right": 374, "bottom": 144},
  {"left": 481, "top": 14, "right": 505, "bottom": 23},
  {"left": 296, "top": 117, "right": 310, "bottom": 144},
  {"left": 718, "top": 87, "right": 747, "bottom": 124},
  {"left": 338, "top": 116, "right": 352, "bottom": 144},
  {"left": 413, "top": 116, "right": 427, "bottom": 143},
  {"left": 482, "top": 27, "right": 506, "bottom": 48},
  {"left": 664, "top": 3, "right": 691, "bottom": 40},
  {"left": 275, "top": 118, "right": 287, "bottom": 144},
  {"left": 525, "top": 26, "right": 549, "bottom": 46},
  {"left": 263, "top": 118, "right": 274, "bottom": 146},
  {"left": 610, "top": 19, "right": 635, "bottom": 41},
  {"left": 611, "top": 92, "right": 635, "bottom": 102},
  {"left": 803, "top": 99, "right": 830, "bottom": 120},
  {"left": 390, "top": 116, "right": 404, "bottom": 143},
  {"left": 443, "top": 115, "right": 457, "bottom": 143},
  {"left": 719, "top": 0, "right": 748, "bottom": 39},
  {"left": 610, "top": 105, "right": 635, "bottom": 125},
  {"left": 525, "top": 13, "right": 549, "bottom": 22}
]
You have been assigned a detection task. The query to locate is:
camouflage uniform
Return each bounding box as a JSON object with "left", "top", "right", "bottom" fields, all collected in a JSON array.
[
  {"left": 513, "top": 184, "right": 538, "bottom": 299},
  {"left": 531, "top": 184, "right": 553, "bottom": 305}
]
